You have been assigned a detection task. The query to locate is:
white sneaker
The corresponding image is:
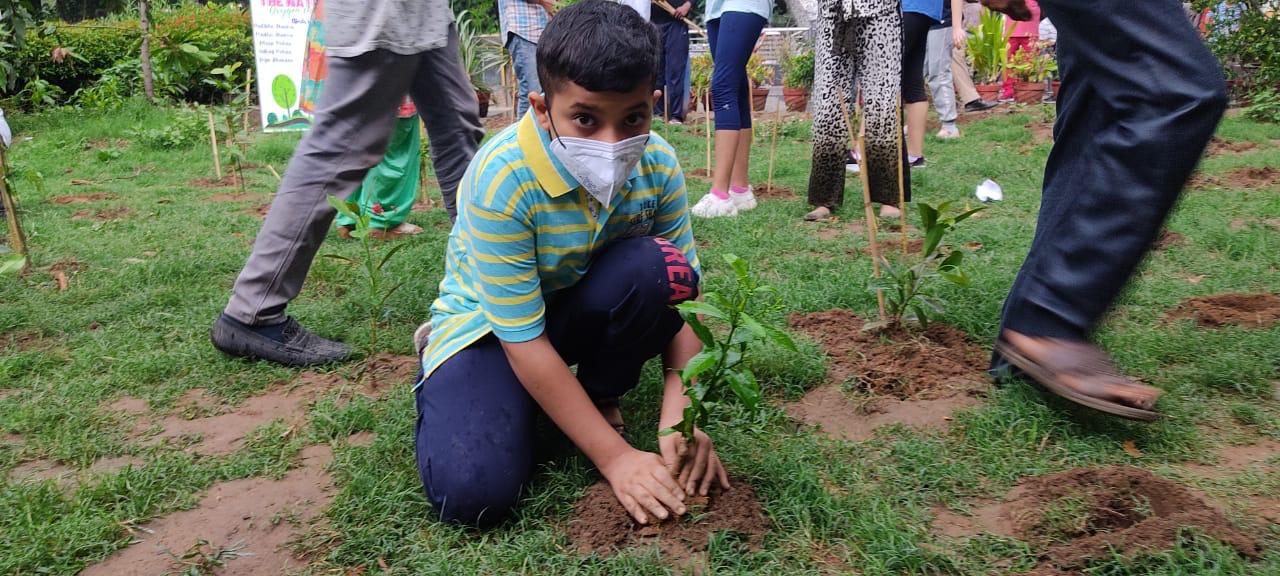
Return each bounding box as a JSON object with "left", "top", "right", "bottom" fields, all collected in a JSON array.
[
  {"left": 691, "top": 193, "right": 739, "bottom": 218},
  {"left": 936, "top": 125, "right": 961, "bottom": 139},
  {"left": 413, "top": 320, "right": 432, "bottom": 354},
  {"left": 730, "top": 187, "right": 757, "bottom": 211}
]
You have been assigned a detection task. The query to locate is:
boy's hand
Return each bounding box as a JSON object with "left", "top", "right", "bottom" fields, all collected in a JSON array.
[
  {"left": 659, "top": 427, "right": 731, "bottom": 496},
  {"left": 601, "top": 449, "right": 687, "bottom": 524},
  {"left": 980, "top": 0, "right": 1031, "bottom": 20}
]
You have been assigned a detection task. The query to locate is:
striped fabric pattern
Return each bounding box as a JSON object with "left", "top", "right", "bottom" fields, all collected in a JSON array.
[{"left": 419, "top": 114, "right": 701, "bottom": 385}]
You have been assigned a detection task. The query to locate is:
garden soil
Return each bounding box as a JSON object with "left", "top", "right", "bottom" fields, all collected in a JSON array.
[
  {"left": 1167, "top": 292, "right": 1280, "bottom": 328},
  {"left": 1205, "top": 137, "right": 1257, "bottom": 157},
  {"left": 80, "top": 444, "right": 334, "bottom": 576},
  {"left": 568, "top": 479, "right": 768, "bottom": 568},
  {"left": 51, "top": 192, "right": 118, "bottom": 204},
  {"left": 752, "top": 184, "right": 795, "bottom": 200},
  {"left": 784, "top": 310, "right": 988, "bottom": 441},
  {"left": 1220, "top": 166, "right": 1279, "bottom": 188},
  {"left": 932, "top": 467, "right": 1260, "bottom": 572},
  {"left": 71, "top": 206, "right": 133, "bottom": 222},
  {"left": 1152, "top": 230, "right": 1184, "bottom": 251}
]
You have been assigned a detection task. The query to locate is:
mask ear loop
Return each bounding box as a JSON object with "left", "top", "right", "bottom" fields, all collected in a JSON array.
[{"left": 543, "top": 92, "right": 570, "bottom": 149}]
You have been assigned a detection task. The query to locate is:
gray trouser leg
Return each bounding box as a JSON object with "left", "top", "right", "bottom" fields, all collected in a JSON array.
[
  {"left": 225, "top": 50, "right": 416, "bottom": 325},
  {"left": 413, "top": 25, "right": 484, "bottom": 222},
  {"left": 925, "top": 27, "right": 957, "bottom": 125}
]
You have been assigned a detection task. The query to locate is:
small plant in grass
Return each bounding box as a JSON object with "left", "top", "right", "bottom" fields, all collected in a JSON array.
[
  {"left": 324, "top": 196, "right": 407, "bottom": 370},
  {"left": 866, "top": 201, "right": 984, "bottom": 331},
  {"left": 1243, "top": 87, "right": 1280, "bottom": 124},
  {"left": 165, "top": 538, "right": 248, "bottom": 576},
  {"left": 662, "top": 254, "right": 797, "bottom": 444}
]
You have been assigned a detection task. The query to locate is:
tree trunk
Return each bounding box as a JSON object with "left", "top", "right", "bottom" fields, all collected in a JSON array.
[{"left": 139, "top": 0, "right": 155, "bottom": 101}]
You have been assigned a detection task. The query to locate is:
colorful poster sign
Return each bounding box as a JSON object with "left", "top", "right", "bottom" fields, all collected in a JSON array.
[{"left": 249, "top": 0, "right": 316, "bottom": 132}]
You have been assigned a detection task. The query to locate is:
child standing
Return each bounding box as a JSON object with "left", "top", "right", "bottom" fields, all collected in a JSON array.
[
  {"left": 999, "top": 0, "right": 1040, "bottom": 102},
  {"left": 415, "top": 0, "right": 724, "bottom": 527}
]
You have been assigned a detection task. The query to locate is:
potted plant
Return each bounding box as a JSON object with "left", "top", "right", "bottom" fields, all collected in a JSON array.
[
  {"left": 783, "top": 48, "right": 814, "bottom": 112},
  {"left": 456, "top": 10, "right": 501, "bottom": 118},
  {"left": 747, "top": 53, "right": 772, "bottom": 112},
  {"left": 966, "top": 8, "right": 1010, "bottom": 102},
  {"left": 1006, "top": 47, "right": 1056, "bottom": 104}
]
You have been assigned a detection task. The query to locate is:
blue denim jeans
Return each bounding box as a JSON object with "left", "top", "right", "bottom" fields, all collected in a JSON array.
[{"left": 506, "top": 33, "right": 541, "bottom": 120}]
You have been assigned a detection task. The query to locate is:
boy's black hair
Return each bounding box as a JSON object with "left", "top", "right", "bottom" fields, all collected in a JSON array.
[{"left": 536, "top": 0, "right": 660, "bottom": 96}]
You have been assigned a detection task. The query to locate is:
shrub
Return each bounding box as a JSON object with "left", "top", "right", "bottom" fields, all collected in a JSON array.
[
  {"left": 126, "top": 107, "right": 207, "bottom": 148},
  {"left": 783, "top": 49, "right": 813, "bottom": 90},
  {"left": 1197, "top": 0, "right": 1280, "bottom": 94},
  {"left": 1243, "top": 87, "right": 1280, "bottom": 123}
]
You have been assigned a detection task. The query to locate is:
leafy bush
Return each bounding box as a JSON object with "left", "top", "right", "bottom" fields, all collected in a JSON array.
[
  {"left": 126, "top": 108, "right": 206, "bottom": 149},
  {"left": 13, "top": 2, "right": 250, "bottom": 103},
  {"left": 966, "top": 7, "right": 1009, "bottom": 84},
  {"left": 72, "top": 58, "right": 138, "bottom": 110},
  {"left": 1197, "top": 0, "right": 1280, "bottom": 94},
  {"left": 1243, "top": 87, "right": 1280, "bottom": 123}
]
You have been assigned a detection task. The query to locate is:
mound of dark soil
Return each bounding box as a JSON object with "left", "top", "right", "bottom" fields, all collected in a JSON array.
[{"left": 1167, "top": 293, "right": 1280, "bottom": 328}]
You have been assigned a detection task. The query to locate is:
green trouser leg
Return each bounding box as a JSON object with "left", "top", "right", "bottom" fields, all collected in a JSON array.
[{"left": 336, "top": 116, "right": 421, "bottom": 230}]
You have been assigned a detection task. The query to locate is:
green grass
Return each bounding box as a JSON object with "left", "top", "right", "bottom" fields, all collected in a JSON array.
[{"left": 2, "top": 99, "right": 1278, "bottom": 574}]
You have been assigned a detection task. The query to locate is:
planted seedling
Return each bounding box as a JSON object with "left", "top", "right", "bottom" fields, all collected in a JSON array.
[
  {"left": 865, "top": 201, "right": 984, "bottom": 331},
  {"left": 324, "top": 196, "right": 408, "bottom": 377},
  {"left": 662, "top": 254, "right": 797, "bottom": 445}
]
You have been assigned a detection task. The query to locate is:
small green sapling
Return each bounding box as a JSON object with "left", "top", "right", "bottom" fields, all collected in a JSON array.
[
  {"left": 324, "top": 196, "right": 408, "bottom": 368},
  {"left": 866, "top": 201, "right": 984, "bottom": 331},
  {"left": 663, "top": 254, "right": 797, "bottom": 442}
]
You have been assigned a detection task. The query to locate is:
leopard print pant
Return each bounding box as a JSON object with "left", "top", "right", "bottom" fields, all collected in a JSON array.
[{"left": 806, "top": 0, "right": 910, "bottom": 209}]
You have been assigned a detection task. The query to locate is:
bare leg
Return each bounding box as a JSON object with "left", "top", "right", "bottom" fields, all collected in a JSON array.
[
  {"left": 730, "top": 127, "right": 752, "bottom": 189},
  {"left": 712, "top": 129, "right": 739, "bottom": 193},
  {"left": 906, "top": 100, "right": 927, "bottom": 159}
]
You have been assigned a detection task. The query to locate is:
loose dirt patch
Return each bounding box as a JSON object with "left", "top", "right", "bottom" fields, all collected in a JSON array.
[
  {"left": 109, "top": 396, "right": 149, "bottom": 415},
  {"left": 932, "top": 467, "right": 1260, "bottom": 572},
  {"left": 1166, "top": 293, "right": 1280, "bottom": 328},
  {"left": 860, "top": 238, "right": 925, "bottom": 256},
  {"left": 784, "top": 310, "right": 988, "bottom": 441},
  {"left": 7, "top": 459, "right": 75, "bottom": 484},
  {"left": 81, "top": 444, "right": 334, "bottom": 576},
  {"left": 190, "top": 175, "right": 243, "bottom": 188},
  {"left": 71, "top": 206, "right": 133, "bottom": 222},
  {"left": 51, "top": 192, "right": 118, "bottom": 205},
  {"left": 1183, "top": 438, "right": 1280, "bottom": 479},
  {"left": 138, "top": 385, "right": 314, "bottom": 456},
  {"left": 88, "top": 455, "right": 145, "bottom": 475},
  {"left": 243, "top": 203, "right": 272, "bottom": 219},
  {"left": 1205, "top": 137, "right": 1257, "bottom": 157},
  {"left": 208, "top": 192, "right": 254, "bottom": 202},
  {"left": 568, "top": 479, "right": 768, "bottom": 568},
  {"left": 346, "top": 431, "right": 376, "bottom": 447},
  {"left": 1152, "top": 230, "right": 1184, "bottom": 252},
  {"left": 752, "top": 183, "right": 795, "bottom": 200},
  {"left": 1220, "top": 166, "right": 1279, "bottom": 189},
  {"left": 1027, "top": 122, "right": 1054, "bottom": 143},
  {"left": 0, "top": 331, "right": 56, "bottom": 352},
  {"left": 686, "top": 167, "right": 712, "bottom": 181}
]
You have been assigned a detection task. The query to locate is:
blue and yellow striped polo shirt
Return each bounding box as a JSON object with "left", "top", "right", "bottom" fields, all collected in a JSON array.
[{"left": 419, "top": 114, "right": 701, "bottom": 383}]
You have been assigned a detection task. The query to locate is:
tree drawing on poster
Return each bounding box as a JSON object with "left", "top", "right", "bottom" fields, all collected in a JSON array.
[{"left": 250, "top": 0, "right": 316, "bottom": 132}]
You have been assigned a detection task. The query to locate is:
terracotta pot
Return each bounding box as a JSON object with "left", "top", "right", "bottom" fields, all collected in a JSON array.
[
  {"left": 975, "top": 83, "right": 1001, "bottom": 102},
  {"left": 751, "top": 87, "right": 769, "bottom": 112},
  {"left": 783, "top": 87, "right": 809, "bottom": 112},
  {"left": 1013, "top": 81, "right": 1043, "bottom": 104},
  {"left": 1052, "top": 80, "right": 1061, "bottom": 99},
  {"left": 476, "top": 90, "right": 491, "bottom": 118}
]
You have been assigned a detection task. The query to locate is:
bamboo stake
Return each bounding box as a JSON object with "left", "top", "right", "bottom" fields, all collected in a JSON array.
[
  {"left": 664, "top": 90, "right": 670, "bottom": 125},
  {"left": 0, "top": 146, "right": 30, "bottom": 273},
  {"left": 207, "top": 111, "right": 222, "bottom": 180},
  {"left": 767, "top": 89, "right": 781, "bottom": 190},
  {"left": 243, "top": 69, "right": 252, "bottom": 133},
  {"left": 839, "top": 91, "right": 885, "bottom": 321},
  {"left": 896, "top": 96, "right": 908, "bottom": 254}
]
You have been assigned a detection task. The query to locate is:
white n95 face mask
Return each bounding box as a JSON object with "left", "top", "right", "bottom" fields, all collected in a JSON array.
[{"left": 549, "top": 133, "right": 649, "bottom": 209}]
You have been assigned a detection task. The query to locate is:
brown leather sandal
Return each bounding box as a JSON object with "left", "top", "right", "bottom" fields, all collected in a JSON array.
[{"left": 995, "top": 335, "right": 1162, "bottom": 421}]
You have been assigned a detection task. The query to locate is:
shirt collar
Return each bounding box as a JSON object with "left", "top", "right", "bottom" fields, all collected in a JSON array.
[{"left": 517, "top": 112, "right": 580, "bottom": 198}]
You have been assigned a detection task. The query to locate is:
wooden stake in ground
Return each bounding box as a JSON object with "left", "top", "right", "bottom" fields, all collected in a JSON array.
[
  {"left": 704, "top": 88, "right": 712, "bottom": 174},
  {"left": 664, "top": 90, "right": 670, "bottom": 126},
  {"left": 207, "top": 110, "right": 222, "bottom": 180},
  {"left": 767, "top": 90, "right": 781, "bottom": 190},
  {"left": 0, "top": 146, "right": 30, "bottom": 273},
  {"left": 839, "top": 92, "right": 886, "bottom": 321},
  {"left": 243, "top": 69, "right": 252, "bottom": 133},
  {"left": 895, "top": 96, "right": 908, "bottom": 255}
]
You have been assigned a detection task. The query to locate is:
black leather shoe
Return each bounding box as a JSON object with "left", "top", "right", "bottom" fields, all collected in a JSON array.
[
  {"left": 211, "top": 314, "right": 353, "bottom": 366},
  {"left": 964, "top": 99, "right": 998, "bottom": 113}
]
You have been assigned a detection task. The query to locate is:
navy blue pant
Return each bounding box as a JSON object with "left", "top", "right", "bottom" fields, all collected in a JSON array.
[
  {"left": 707, "top": 12, "right": 767, "bottom": 131},
  {"left": 654, "top": 19, "right": 690, "bottom": 122},
  {"left": 995, "top": 0, "right": 1226, "bottom": 363},
  {"left": 415, "top": 236, "right": 700, "bottom": 527}
]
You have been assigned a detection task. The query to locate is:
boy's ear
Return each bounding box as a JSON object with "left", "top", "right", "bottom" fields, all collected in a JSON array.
[{"left": 530, "top": 92, "right": 552, "bottom": 133}]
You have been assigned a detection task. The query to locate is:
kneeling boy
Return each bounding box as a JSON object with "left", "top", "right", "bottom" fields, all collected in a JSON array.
[{"left": 415, "top": 0, "right": 726, "bottom": 527}]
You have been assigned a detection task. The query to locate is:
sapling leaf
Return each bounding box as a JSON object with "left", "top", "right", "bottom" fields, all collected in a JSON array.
[
  {"left": 658, "top": 427, "right": 679, "bottom": 437},
  {"left": 917, "top": 202, "right": 939, "bottom": 232},
  {"left": 738, "top": 312, "right": 769, "bottom": 341},
  {"left": 724, "top": 369, "right": 760, "bottom": 409},
  {"left": 685, "top": 315, "right": 716, "bottom": 347},
  {"left": 924, "top": 225, "right": 946, "bottom": 257},
  {"left": 325, "top": 195, "right": 356, "bottom": 218},
  {"left": 764, "top": 324, "right": 798, "bottom": 351},
  {"left": 911, "top": 304, "right": 930, "bottom": 329},
  {"left": 952, "top": 207, "right": 986, "bottom": 225},
  {"left": 0, "top": 254, "right": 25, "bottom": 275},
  {"left": 677, "top": 300, "right": 729, "bottom": 321},
  {"left": 681, "top": 349, "right": 719, "bottom": 382},
  {"left": 377, "top": 242, "right": 409, "bottom": 271},
  {"left": 725, "top": 253, "right": 749, "bottom": 284},
  {"left": 321, "top": 254, "right": 358, "bottom": 265}
]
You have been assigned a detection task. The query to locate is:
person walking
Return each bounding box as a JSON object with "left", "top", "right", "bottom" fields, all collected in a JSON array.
[
  {"left": 653, "top": 0, "right": 695, "bottom": 124},
  {"left": 689, "top": 0, "right": 772, "bottom": 218},
  {"left": 499, "top": 0, "right": 555, "bottom": 120},
  {"left": 997, "top": 0, "right": 1039, "bottom": 102},
  {"left": 210, "top": 0, "right": 483, "bottom": 366},
  {"left": 337, "top": 97, "right": 426, "bottom": 239},
  {"left": 982, "top": 0, "right": 1227, "bottom": 420},
  {"left": 925, "top": 0, "right": 969, "bottom": 139},
  {"left": 952, "top": 0, "right": 998, "bottom": 113}
]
